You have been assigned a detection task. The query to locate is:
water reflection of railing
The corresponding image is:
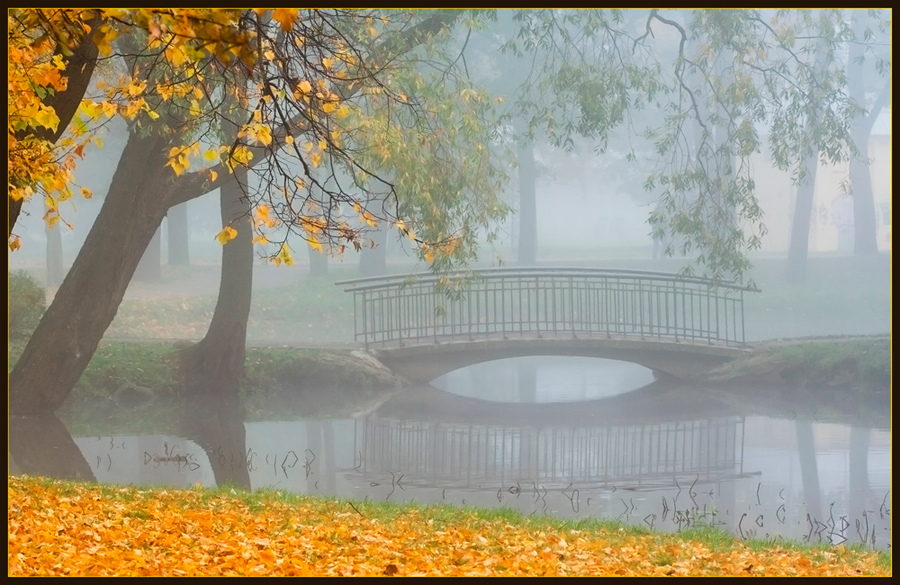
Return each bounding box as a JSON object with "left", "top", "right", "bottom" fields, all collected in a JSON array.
[{"left": 355, "top": 416, "right": 747, "bottom": 490}]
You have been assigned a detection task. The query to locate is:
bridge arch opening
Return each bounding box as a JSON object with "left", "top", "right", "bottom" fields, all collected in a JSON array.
[{"left": 430, "top": 356, "right": 656, "bottom": 404}]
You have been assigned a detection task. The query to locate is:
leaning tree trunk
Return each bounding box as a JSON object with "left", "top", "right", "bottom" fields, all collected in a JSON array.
[
  {"left": 785, "top": 151, "right": 819, "bottom": 284},
  {"left": 180, "top": 169, "right": 253, "bottom": 398},
  {"left": 517, "top": 140, "right": 537, "bottom": 266},
  {"left": 9, "top": 131, "right": 174, "bottom": 415}
]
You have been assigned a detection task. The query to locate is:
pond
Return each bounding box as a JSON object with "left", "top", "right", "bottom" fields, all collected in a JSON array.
[{"left": 9, "top": 357, "right": 891, "bottom": 551}]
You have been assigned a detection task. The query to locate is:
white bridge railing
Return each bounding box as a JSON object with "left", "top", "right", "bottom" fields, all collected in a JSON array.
[{"left": 338, "top": 267, "right": 756, "bottom": 349}]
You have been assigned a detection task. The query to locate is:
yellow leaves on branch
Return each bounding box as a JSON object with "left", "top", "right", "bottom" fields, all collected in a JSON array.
[
  {"left": 254, "top": 204, "right": 278, "bottom": 230},
  {"left": 273, "top": 244, "right": 293, "bottom": 266},
  {"left": 226, "top": 145, "right": 254, "bottom": 172},
  {"left": 7, "top": 476, "right": 890, "bottom": 577},
  {"left": 215, "top": 225, "right": 238, "bottom": 244},
  {"left": 270, "top": 9, "right": 298, "bottom": 32}
]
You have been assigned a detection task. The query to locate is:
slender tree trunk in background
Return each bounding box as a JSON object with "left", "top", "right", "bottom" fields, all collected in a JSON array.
[
  {"left": 45, "top": 217, "right": 65, "bottom": 288},
  {"left": 786, "top": 42, "right": 828, "bottom": 283},
  {"left": 167, "top": 201, "right": 190, "bottom": 265},
  {"left": 134, "top": 226, "right": 163, "bottom": 282},
  {"left": 848, "top": 13, "right": 886, "bottom": 259},
  {"left": 358, "top": 225, "right": 388, "bottom": 276},
  {"left": 309, "top": 245, "right": 329, "bottom": 277},
  {"left": 786, "top": 152, "right": 819, "bottom": 284},
  {"left": 517, "top": 141, "right": 537, "bottom": 266},
  {"left": 9, "top": 131, "right": 173, "bottom": 415},
  {"left": 9, "top": 415, "right": 96, "bottom": 481},
  {"left": 180, "top": 169, "right": 253, "bottom": 399},
  {"left": 849, "top": 133, "right": 878, "bottom": 257}
]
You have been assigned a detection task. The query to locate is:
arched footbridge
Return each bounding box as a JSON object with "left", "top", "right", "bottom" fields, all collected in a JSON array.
[{"left": 338, "top": 268, "right": 758, "bottom": 381}]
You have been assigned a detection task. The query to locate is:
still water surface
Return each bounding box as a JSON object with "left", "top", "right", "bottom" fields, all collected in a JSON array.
[{"left": 17, "top": 357, "right": 891, "bottom": 551}]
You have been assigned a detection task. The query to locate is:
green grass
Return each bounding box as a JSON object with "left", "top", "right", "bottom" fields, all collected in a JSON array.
[
  {"left": 124, "top": 479, "right": 896, "bottom": 568},
  {"left": 105, "top": 266, "right": 359, "bottom": 343}
]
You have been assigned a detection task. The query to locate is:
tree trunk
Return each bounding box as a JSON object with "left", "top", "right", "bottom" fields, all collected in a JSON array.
[
  {"left": 46, "top": 216, "right": 65, "bottom": 288},
  {"left": 9, "top": 131, "right": 173, "bottom": 415},
  {"left": 848, "top": 13, "right": 883, "bottom": 258},
  {"left": 785, "top": 151, "right": 818, "bottom": 284},
  {"left": 9, "top": 415, "right": 95, "bottom": 481},
  {"left": 517, "top": 141, "right": 537, "bottom": 266},
  {"left": 358, "top": 225, "right": 388, "bottom": 276},
  {"left": 180, "top": 170, "right": 253, "bottom": 398},
  {"left": 850, "top": 134, "right": 878, "bottom": 257},
  {"left": 309, "top": 245, "right": 329, "bottom": 277},
  {"left": 167, "top": 201, "right": 191, "bottom": 265},
  {"left": 134, "top": 226, "right": 163, "bottom": 282},
  {"left": 786, "top": 43, "right": 829, "bottom": 283}
]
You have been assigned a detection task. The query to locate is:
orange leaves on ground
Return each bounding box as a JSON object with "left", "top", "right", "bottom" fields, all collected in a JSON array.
[{"left": 7, "top": 476, "right": 890, "bottom": 577}]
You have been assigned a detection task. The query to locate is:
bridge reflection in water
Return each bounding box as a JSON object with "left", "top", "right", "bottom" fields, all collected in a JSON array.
[{"left": 354, "top": 416, "right": 752, "bottom": 491}]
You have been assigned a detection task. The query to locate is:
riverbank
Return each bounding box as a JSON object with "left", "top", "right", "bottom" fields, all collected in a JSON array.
[
  {"left": 701, "top": 335, "right": 891, "bottom": 390},
  {"left": 8, "top": 334, "right": 889, "bottom": 433},
  {"left": 8, "top": 475, "right": 890, "bottom": 576}
]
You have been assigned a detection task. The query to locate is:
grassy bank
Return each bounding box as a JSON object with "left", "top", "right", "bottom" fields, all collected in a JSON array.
[
  {"left": 8, "top": 475, "right": 890, "bottom": 577},
  {"left": 707, "top": 335, "right": 891, "bottom": 390},
  {"left": 8, "top": 332, "right": 890, "bottom": 434}
]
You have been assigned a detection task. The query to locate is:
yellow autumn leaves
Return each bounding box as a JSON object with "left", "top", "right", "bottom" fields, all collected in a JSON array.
[{"left": 7, "top": 476, "right": 890, "bottom": 577}]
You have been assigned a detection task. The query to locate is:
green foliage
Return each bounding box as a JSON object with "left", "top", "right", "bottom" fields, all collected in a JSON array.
[
  {"left": 8, "top": 271, "right": 46, "bottom": 339},
  {"left": 479, "top": 9, "right": 890, "bottom": 283}
]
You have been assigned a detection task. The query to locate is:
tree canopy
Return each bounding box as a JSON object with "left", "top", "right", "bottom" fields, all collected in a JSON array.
[
  {"left": 8, "top": 9, "right": 509, "bottom": 271},
  {"left": 8, "top": 9, "right": 890, "bottom": 279}
]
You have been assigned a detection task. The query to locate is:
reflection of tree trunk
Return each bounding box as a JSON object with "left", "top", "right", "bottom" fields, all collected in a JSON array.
[
  {"left": 180, "top": 170, "right": 252, "bottom": 398},
  {"left": 10, "top": 130, "right": 173, "bottom": 415},
  {"left": 847, "top": 426, "right": 870, "bottom": 524},
  {"left": 795, "top": 420, "right": 822, "bottom": 520},
  {"left": 180, "top": 393, "right": 250, "bottom": 489},
  {"left": 786, "top": 152, "right": 818, "bottom": 284},
  {"left": 306, "top": 421, "right": 324, "bottom": 492},
  {"left": 358, "top": 226, "right": 388, "bottom": 276},
  {"left": 9, "top": 415, "right": 95, "bottom": 481},
  {"left": 309, "top": 245, "right": 329, "bottom": 277},
  {"left": 134, "top": 226, "right": 163, "bottom": 282},
  {"left": 46, "top": 217, "right": 64, "bottom": 288},
  {"left": 517, "top": 141, "right": 537, "bottom": 266},
  {"left": 319, "top": 421, "right": 337, "bottom": 493},
  {"left": 167, "top": 202, "right": 190, "bottom": 265}
]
